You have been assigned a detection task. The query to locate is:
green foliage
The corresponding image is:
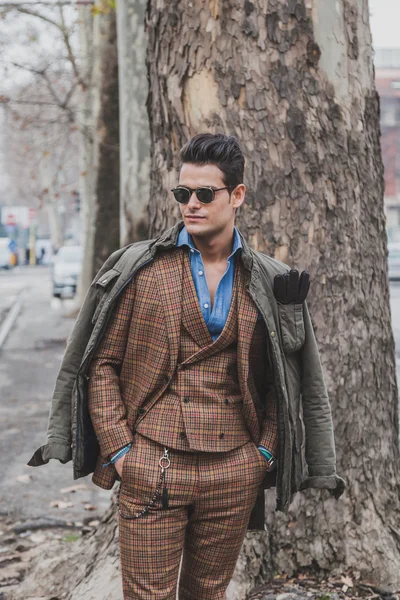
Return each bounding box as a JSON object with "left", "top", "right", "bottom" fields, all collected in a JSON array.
[
  {"left": 91, "top": 0, "right": 116, "bottom": 16},
  {"left": 62, "top": 533, "right": 80, "bottom": 543}
]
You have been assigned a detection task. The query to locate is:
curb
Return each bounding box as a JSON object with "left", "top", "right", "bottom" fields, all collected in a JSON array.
[{"left": 0, "top": 291, "right": 24, "bottom": 351}]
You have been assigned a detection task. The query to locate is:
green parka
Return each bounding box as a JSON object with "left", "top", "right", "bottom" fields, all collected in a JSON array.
[{"left": 28, "top": 221, "right": 345, "bottom": 519}]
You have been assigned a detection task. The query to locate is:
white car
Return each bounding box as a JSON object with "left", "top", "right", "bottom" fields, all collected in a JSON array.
[
  {"left": 0, "top": 239, "right": 12, "bottom": 269},
  {"left": 388, "top": 243, "right": 400, "bottom": 281},
  {"left": 51, "top": 245, "right": 82, "bottom": 298}
]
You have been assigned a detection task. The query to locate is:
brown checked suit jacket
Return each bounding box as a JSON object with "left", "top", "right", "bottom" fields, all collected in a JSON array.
[{"left": 87, "top": 247, "right": 278, "bottom": 492}]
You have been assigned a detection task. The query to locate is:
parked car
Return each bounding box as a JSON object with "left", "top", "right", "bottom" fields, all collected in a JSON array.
[
  {"left": 0, "top": 238, "right": 12, "bottom": 269},
  {"left": 388, "top": 242, "right": 400, "bottom": 281},
  {"left": 51, "top": 245, "right": 82, "bottom": 298}
]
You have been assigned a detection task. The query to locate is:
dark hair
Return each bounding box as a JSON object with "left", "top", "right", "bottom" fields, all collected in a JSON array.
[{"left": 179, "top": 133, "right": 244, "bottom": 188}]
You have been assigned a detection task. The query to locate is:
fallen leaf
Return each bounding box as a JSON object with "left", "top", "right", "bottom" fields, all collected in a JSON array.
[
  {"left": 88, "top": 520, "right": 100, "bottom": 528},
  {"left": 82, "top": 503, "right": 97, "bottom": 511},
  {"left": 16, "top": 475, "right": 32, "bottom": 484},
  {"left": 49, "top": 500, "right": 74, "bottom": 509},
  {"left": 341, "top": 575, "right": 354, "bottom": 588},
  {"left": 60, "top": 484, "right": 88, "bottom": 494}
]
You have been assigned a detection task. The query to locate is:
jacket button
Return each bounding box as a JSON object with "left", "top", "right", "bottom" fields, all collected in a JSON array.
[
  {"left": 164, "top": 375, "right": 169, "bottom": 383},
  {"left": 224, "top": 398, "right": 229, "bottom": 405},
  {"left": 138, "top": 408, "right": 145, "bottom": 415},
  {"left": 183, "top": 397, "right": 190, "bottom": 403},
  {"left": 180, "top": 432, "right": 186, "bottom": 439},
  {"left": 219, "top": 433, "right": 225, "bottom": 439}
]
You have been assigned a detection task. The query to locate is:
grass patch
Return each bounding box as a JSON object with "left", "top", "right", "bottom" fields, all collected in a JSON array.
[{"left": 63, "top": 533, "right": 80, "bottom": 543}]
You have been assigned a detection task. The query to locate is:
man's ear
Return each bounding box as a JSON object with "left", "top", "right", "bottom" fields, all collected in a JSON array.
[{"left": 232, "top": 183, "right": 246, "bottom": 209}]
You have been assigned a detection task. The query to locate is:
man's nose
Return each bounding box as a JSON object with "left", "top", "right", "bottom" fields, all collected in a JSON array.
[{"left": 187, "top": 191, "right": 201, "bottom": 206}]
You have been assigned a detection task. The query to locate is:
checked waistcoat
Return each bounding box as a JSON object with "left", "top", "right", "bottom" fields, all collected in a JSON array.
[{"left": 135, "top": 248, "right": 252, "bottom": 452}]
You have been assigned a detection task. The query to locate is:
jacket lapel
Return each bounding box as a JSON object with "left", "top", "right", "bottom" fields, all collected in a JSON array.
[
  {"left": 181, "top": 249, "right": 213, "bottom": 348},
  {"left": 153, "top": 248, "right": 185, "bottom": 374},
  {"left": 236, "top": 260, "right": 261, "bottom": 440}
]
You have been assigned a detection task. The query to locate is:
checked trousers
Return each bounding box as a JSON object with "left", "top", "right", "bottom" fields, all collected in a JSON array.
[{"left": 117, "top": 433, "right": 269, "bottom": 599}]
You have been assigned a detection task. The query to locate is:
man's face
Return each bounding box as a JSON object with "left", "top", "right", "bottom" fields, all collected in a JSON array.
[{"left": 177, "top": 163, "right": 245, "bottom": 239}]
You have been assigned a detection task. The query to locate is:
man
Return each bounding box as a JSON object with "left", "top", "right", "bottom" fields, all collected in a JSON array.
[{"left": 29, "top": 133, "right": 345, "bottom": 599}]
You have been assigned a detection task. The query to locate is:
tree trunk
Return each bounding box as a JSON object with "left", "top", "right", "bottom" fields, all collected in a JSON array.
[
  {"left": 117, "top": 0, "right": 150, "bottom": 246},
  {"left": 75, "top": 2, "right": 120, "bottom": 308},
  {"left": 145, "top": 0, "right": 400, "bottom": 594}
]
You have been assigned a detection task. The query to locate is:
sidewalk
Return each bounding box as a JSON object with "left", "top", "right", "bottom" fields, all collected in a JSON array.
[{"left": 0, "top": 266, "right": 111, "bottom": 594}]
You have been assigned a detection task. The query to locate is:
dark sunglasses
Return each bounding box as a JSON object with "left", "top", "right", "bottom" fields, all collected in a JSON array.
[{"left": 171, "top": 185, "right": 236, "bottom": 204}]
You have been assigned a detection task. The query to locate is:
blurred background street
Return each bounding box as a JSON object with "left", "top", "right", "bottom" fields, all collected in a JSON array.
[{"left": 0, "top": 265, "right": 109, "bottom": 526}]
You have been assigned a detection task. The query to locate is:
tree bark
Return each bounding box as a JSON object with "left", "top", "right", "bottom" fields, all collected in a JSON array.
[
  {"left": 117, "top": 0, "right": 150, "bottom": 246},
  {"left": 145, "top": 0, "right": 400, "bottom": 594}
]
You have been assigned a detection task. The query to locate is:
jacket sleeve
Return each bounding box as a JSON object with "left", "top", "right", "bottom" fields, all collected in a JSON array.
[
  {"left": 87, "top": 279, "right": 136, "bottom": 459},
  {"left": 298, "top": 301, "right": 345, "bottom": 498},
  {"left": 27, "top": 248, "right": 128, "bottom": 468},
  {"left": 27, "top": 284, "right": 99, "bottom": 466}
]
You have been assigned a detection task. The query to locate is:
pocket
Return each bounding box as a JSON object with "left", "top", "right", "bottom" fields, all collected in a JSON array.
[
  {"left": 91, "top": 268, "right": 121, "bottom": 324},
  {"left": 277, "top": 303, "right": 305, "bottom": 353},
  {"left": 294, "top": 413, "right": 305, "bottom": 453},
  {"left": 252, "top": 442, "right": 269, "bottom": 473},
  {"left": 121, "top": 445, "right": 134, "bottom": 482}
]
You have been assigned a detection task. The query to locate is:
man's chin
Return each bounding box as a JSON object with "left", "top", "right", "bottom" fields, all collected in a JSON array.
[{"left": 185, "top": 219, "right": 208, "bottom": 232}]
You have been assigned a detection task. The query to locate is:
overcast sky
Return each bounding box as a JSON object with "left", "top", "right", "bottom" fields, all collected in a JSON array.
[{"left": 370, "top": 0, "right": 400, "bottom": 49}]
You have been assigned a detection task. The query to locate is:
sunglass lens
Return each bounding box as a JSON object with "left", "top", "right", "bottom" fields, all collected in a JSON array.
[
  {"left": 196, "top": 188, "right": 213, "bottom": 204},
  {"left": 173, "top": 188, "right": 190, "bottom": 204}
]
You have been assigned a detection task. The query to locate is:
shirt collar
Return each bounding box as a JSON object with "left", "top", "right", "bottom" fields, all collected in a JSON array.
[{"left": 177, "top": 225, "right": 242, "bottom": 260}]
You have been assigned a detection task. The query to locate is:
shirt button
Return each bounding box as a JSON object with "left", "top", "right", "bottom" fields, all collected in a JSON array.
[
  {"left": 219, "top": 433, "right": 225, "bottom": 439},
  {"left": 190, "top": 248, "right": 195, "bottom": 253},
  {"left": 180, "top": 432, "right": 186, "bottom": 439},
  {"left": 198, "top": 270, "right": 203, "bottom": 275},
  {"left": 224, "top": 398, "right": 229, "bottom": 405},
  {"left": 204, "top": 303, "right": 209, "bottom": 309},
  {"left": 270, "top": 331, "right": 276, "bottom": 337},
  {"left": 183, "top": 397, "right": 190, "bottom": 403}
]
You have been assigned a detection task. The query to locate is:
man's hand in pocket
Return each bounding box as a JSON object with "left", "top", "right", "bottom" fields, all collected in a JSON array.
[{"left": 114, "top": 454, "right": 127, "bottom": 478}]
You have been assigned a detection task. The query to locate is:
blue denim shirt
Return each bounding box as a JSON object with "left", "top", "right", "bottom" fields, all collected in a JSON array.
[{"left": 177, "top": 226, "right": 242, "bottom": 342}]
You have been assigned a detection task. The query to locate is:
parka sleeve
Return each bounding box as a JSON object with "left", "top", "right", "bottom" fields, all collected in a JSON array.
[
  {"left": 27, "top": 248, "right": 127, "bottom": 468},
  {"left": 299, "top": 301, "right": 346, "bottom": 499},
  {"left": 27, "top": 282, "right": 99, "bottom": 466}
]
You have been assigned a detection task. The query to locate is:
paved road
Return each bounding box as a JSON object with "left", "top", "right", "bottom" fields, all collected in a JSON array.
[{"left": 0, "top": 265, "right": 110, "bottom": 525}]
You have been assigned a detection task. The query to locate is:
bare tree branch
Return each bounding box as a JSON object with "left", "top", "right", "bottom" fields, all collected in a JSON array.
[{"left": 58, "top": 5, "right": 86, "bottom": 89}]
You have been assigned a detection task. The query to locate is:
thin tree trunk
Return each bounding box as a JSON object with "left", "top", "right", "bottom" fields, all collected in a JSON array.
[
  {"left": 92, "top": 6, "right": 120, "bottom": 273},
  {"left": 75, "top": 2, "right": 120, "bottom": 308},
  {"left": 145, "top": 0, "right": 400, "bottom": 594},
  {"left": 75, "top": 4, "right": 96, "bottom": 308},
  {"left": 117, "top": 0, "right": 150, "bottom": 246}
]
